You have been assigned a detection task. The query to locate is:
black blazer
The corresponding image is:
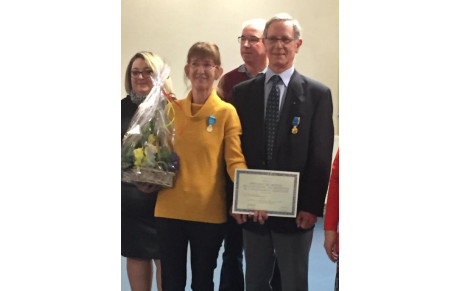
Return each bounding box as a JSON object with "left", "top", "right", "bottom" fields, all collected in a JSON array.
[{"left": 231, "top": 70, "right": 334, "bottom": 233}]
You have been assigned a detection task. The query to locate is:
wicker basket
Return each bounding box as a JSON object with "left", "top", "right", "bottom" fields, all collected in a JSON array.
[{"left": 122, "top": 167, "right": 176, "bottom": 188}]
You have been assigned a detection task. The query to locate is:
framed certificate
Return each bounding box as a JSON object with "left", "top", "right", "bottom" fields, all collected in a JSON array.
[{"left": 232, "top": 169, "right": 300, "bottom": 218}]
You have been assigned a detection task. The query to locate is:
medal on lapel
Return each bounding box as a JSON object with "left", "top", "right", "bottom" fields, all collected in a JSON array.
[
  {"left": 207, "top": 116, "right": 216, "bottom": 132},
  {"left": 291, "top": 116, "right": 300, "bottom": 134}
]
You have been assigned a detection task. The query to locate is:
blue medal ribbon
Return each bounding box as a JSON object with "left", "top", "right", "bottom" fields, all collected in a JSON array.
[
  {"left": 291, "top": 116, "right": 300, "bottom": 134},
  {"left": 207, "top": 116, "right": 216, "bottom": 132}
]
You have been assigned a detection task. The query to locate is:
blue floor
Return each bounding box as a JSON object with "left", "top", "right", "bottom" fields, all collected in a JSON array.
[{"left": 121, "top": 217, "right": 336, "bottom": 290}]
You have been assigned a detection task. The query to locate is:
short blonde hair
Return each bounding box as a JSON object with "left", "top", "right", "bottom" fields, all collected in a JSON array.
[{"left": 124, "top": 51, "right": 173, "bottom": 94}]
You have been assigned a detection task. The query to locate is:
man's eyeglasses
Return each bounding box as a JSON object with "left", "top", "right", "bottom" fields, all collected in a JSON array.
[
  {"left": 265, "top": 36, "right": 296, "bottom": 45},
  {"left": 131, "top": 70, "right": 153, "bottom": 78},
  {"left": 189, "top": 61, "right": 217, "bottom": 71},
  {"left": 238, "top": 35, "right": 262, "bottom": 44}
]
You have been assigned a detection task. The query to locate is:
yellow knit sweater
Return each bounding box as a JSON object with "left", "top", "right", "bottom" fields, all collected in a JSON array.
[{"left": 155, "top": 89, "right": 247, "bottom": 223}]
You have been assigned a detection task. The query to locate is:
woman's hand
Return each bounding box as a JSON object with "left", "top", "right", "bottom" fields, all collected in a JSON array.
[
  {"left": 230, "top": 208, "right": 268, "bottom": 225},
  {"left": 324, "top": 230, "right": 338, "bottom": 262},
  {"left": 135, "top": 182, "right": 160, "bottom": 193},
  {"left": 249, "top": 210, "right": 268, "bottom": 224},
  {"left": 230, "top": 208, "right": 248, "bottom": 224}
]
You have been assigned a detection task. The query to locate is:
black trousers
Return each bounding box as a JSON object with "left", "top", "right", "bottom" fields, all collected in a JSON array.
[
  {"left": 218, "top": 215, "right": 244, "bottom": 291},
  {"left": 156, "top": 217, "right": 226, "bottom": 291}
]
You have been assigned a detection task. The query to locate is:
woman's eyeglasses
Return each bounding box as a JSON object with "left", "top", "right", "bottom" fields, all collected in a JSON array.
[
  {"left": 189, "top": 61, "right": 217, "bottom": 71},
  {"left": 131, "top": 70, "right": 153, "bottom": 78}
]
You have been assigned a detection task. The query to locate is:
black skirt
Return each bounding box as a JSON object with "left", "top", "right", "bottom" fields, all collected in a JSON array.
[{"left": 121, "top": 182, "right": 160, "bottom": 259}]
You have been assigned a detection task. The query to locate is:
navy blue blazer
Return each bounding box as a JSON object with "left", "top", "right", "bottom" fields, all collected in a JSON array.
[{"left": 231, "top": 70, "right": 334, "bottom": 233}]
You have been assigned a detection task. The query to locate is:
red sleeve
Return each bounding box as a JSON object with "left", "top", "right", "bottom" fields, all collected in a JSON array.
[{"left": 324, "top": 149, "right": 339, "bottom": 231}]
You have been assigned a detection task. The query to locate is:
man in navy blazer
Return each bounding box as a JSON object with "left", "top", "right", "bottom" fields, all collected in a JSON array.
[{"left": 231, "top": 13, "right": 334, "bottom": 291}]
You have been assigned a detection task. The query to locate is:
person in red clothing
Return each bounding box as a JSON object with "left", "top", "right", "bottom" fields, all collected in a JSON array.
[{"left": 324, "top": 148, "right": 339, "bottom": 291}]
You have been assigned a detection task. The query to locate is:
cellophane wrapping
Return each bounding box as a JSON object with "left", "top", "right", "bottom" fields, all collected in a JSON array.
[{"left": 121, "top": 67, "right": 178, "bottom": 188}]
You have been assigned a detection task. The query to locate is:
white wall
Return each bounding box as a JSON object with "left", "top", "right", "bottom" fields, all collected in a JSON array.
[{"left": 122, "top": 0, "right": 338, "bottom": 135}]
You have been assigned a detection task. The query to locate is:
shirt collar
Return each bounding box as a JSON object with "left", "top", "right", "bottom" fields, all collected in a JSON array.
[
  {"left": 238, "top": 64, "right": 268, "bottom": 78},
  {"left": 265, "top": 66, "right": 295, "bottom": 87}
]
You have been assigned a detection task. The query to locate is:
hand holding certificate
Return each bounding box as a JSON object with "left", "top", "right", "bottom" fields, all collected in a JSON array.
[{"left": 232, "top": 169, "right": 300, "bottom": 218}]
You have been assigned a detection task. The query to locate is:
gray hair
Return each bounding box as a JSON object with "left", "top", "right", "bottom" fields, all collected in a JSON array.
[
  {"left": 241, "top": 18, "right": 266, "bottom": 32},
  {"left": 263, "top": 13, "right": 302, "bottom": 39}
]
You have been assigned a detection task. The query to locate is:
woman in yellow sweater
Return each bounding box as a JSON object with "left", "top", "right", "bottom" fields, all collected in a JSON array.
[{"left": 154, "top": 42, "right": 247, "bottom": 290}]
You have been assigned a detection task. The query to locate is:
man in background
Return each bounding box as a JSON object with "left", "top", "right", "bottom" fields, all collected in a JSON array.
[
  {"left": 217, "top": 18, "right": 268, "bottom": 101},
  {"left": 217, "top": 18, "right": 274, "bottom": 291}
]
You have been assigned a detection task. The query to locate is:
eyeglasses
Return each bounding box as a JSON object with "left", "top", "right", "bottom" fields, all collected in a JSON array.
[
  {"left": 238, "top": 35, "right": 262, "bottom": 44},
  {"left": 189, "top": 61, "right": 217, "bottom": 71},
  {"left": 131, "top": 70, "right": 153, "bottom": 78},
  {"left": 265, "top": 36, "right": 296, "bottom": 45}
]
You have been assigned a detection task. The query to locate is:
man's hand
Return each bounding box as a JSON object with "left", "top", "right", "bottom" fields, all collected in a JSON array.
[
  {"left": 296, "top": 211, "right": 317, "bottom": 229},
  {"left": 324, "top": 230, "right": 338, "bottom": 262}
]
